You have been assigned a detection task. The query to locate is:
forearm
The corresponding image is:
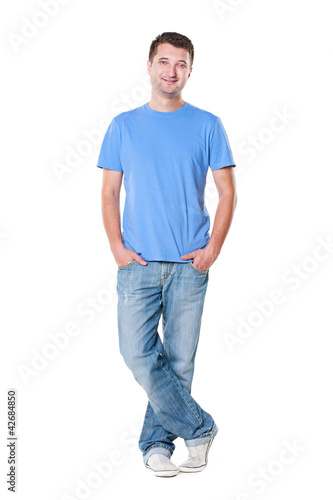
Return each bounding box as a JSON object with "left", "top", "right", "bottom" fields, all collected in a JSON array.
[
  {"left": 206, "top": 191, "right": 237, "bottom": 258},
  {"left": 101, "top": 193, "right": 124, "bottom": 252}
]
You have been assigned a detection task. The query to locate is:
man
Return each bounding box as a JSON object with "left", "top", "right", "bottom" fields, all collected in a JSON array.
[{"left": 96, "top": 32, "right": 237, "bottom": 477}]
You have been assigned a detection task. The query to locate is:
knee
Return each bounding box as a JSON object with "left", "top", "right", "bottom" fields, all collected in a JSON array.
[
  {"left": 120, "top": 346, "right": 162, "bottom": 384},
  {"left": 169, "top": 360, "right": 193, "bottom": 392}
]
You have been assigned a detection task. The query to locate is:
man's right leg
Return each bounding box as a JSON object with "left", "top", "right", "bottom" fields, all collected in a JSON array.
[
  {"left": 117, "top": 260, "right": 176, "bottom": 462},
  {"left": 117, "top": 261, "right": 216, "bottom": 465}
]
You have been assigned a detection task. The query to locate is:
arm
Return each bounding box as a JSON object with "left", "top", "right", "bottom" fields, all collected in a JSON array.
[
  {"left": 101, "top": 169, "right": 147, "bottom": 266},
  {"left": 205, "top": 165, "right": 237, "bottom": 259},
  {"left": 181, "top": 166, "right": 237, "bottom": 270},
  {"left": 101, "top": 168, "right": 124, "bottom": 252}
]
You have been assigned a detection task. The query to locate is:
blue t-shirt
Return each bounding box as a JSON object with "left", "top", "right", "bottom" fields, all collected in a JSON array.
[{"left": 96, "top": 102, "right": 236, "bottom": 263}]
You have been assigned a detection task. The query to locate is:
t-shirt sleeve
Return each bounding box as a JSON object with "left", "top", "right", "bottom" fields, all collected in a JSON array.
[
  {"left": 209, "top": 116, "right": 236, "bottom": 171},
  {"left": 96, "top": 118, "right": 123, "bottom": 171}
]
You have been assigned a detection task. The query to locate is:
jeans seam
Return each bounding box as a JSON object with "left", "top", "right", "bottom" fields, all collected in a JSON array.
[
  {"left": 185, "top": 423, "right": 218, "bottom": 447},
  {"left": 145, "top": 443, "right": 173, "bottom": 453},
  {"left": 118, "top": 260, "right": 136, "bottom": 270},
  {"left": 140, "top": 403, "right": 153, "bottom": 435},
  {"left": 160, "top": 361, "right": 203, "bottom": 427},
  {"left": 143, "top": 444, "right": 173, "bottom": 464},
  {"left": 188, "top": 262, "right": 208, "bottom": 274}
]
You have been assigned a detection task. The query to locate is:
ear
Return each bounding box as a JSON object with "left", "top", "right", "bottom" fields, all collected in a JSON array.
[{"left": 147, "top": 60, "right": 152, "bottom": 74}]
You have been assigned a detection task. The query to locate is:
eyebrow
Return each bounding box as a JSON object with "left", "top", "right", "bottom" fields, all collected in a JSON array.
[{"left": 158, "top": 57, "right": 188, "bottom": 66}]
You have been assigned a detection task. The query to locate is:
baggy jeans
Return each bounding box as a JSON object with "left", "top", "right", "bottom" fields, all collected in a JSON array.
[{"left": 117, "top": 260, "right": 218, "bottom": 465}]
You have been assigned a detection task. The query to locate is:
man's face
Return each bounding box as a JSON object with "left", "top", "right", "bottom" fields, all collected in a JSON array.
[{"left": 147, "top": 42, "right": 192, "bottom": 99}]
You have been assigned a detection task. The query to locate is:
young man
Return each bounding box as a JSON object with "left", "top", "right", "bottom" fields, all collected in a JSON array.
[{"left": 96, "top": 32, "right": 237, "bottom": 477}]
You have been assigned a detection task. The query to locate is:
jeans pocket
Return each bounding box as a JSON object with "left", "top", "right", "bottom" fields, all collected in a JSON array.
[
  {"left": 188, "top": 262, "right": 208, "bottom": 274},
  {"left": 118, "top": 260, "right": 136, "bottom": 270}
]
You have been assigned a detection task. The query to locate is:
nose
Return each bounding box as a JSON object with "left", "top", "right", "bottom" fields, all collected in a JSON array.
[
  {"left": 164, "top": 73, "right": 177, "bottom": 80},
  {"left": 164, "top": 67, "right": 177, "bottom": 78}
]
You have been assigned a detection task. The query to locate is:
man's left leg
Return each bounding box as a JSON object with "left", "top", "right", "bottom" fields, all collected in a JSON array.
[{"left": 139, "top": 262, "right": 217, "bottom": 469}]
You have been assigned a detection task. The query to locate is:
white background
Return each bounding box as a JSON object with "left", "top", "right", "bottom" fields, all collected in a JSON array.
[{"left": 1, "top": 0, "right": 332, "bottom": 499}]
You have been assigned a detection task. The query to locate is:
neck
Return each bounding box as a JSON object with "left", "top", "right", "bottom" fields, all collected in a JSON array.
[{"left": 147, "top": 94, "right": 185, "bottom": 113}]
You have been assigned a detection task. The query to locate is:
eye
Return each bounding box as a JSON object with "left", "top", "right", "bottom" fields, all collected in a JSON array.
[{"left": 160, "top": 61, "right": 167, "bottom": 64}]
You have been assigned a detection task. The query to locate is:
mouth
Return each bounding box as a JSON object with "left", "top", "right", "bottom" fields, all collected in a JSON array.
[{"left": 162, "top": 79, "right": 178, "bottom": 84}]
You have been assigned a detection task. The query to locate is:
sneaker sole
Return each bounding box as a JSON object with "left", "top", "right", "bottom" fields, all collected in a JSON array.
[{"left": 145, "top": 464, "right": 179, "bottom": 477}]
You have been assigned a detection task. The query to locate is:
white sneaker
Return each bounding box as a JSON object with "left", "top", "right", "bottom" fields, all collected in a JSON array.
[
  {"left": 179, "top": 434, "right": 217, "bottom": 473},
  {"left": 145, "top": 454, "right": 179, "bottom": 477}
]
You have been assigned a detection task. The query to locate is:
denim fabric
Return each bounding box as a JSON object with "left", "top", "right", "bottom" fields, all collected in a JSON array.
[{"left": 117, "top": 260, "right": 217, "bottom": 464}]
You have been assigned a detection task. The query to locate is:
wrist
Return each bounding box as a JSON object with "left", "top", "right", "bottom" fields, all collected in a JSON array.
[
  {"left": 110, "top": 241, "right": 125, "bottom": 253},
  {"left": 206, "top": 241, "right": 221, "bottom": 260}
]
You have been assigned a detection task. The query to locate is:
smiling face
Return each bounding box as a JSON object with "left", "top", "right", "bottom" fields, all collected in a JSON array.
[{"left": 147, "top": 42, "right": 192, "bottom": 99}]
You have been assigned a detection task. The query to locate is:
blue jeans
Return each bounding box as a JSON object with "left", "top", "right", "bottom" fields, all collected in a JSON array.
[{"left": 117, "top": 260, "right": 218, "bottom": 465}]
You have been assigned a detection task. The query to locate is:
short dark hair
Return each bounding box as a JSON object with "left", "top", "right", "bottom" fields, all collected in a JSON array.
[{"left": 148, "top": 32, "right": 194, "bottom": 68}]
